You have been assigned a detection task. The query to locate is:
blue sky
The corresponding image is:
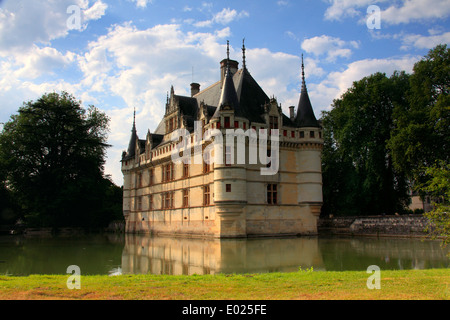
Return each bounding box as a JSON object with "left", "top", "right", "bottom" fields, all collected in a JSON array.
[{"left": 0, "top": 0, "right": 449, "bottom": 185}]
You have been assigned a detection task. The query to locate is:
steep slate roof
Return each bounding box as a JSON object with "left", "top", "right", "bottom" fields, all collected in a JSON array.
[
  {"left": 126, "top": 48, "right": 321, "bottom": 158},
  {"left": 294, "top": 56, "right": 320, "bottom": 128},
  {"left": 195, "top": 68, "right": 269, "bottom": 123},
  {"left": 123, "top": 110, "right": 138, "bottom": 160}
]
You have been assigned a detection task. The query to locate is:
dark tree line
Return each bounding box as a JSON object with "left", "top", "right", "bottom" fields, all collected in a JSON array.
[
  {"left": 321, "top": 44, "right": 449, "bottom": 217},
  {"left": 0, "top": 92, "right": 123, "bottom": 230}
]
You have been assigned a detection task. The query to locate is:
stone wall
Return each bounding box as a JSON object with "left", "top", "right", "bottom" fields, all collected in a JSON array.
[{"left": 318, "top": 215, "right": 431, "bottom": 237}]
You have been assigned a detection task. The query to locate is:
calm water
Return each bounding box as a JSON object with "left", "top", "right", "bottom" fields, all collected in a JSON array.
[{"left": 0, "top": 234, "right": 448, "bottom": 276}]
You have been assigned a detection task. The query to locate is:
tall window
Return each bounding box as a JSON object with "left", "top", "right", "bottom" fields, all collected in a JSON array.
[
  {"left": 163, "top": 163, "right": 174, "bottom": 182},
  {"left": 267, "top": 184, "right": 278, "bottom": 205},
  {"left": 203, "top": 185, "right": 211, "bottom": 206},
  {"left": 169, "top": 118, "right": 174, "bottom": 132},
  {"left": 148, "top": 195, "right": 153, "bottom": 210},
  {"left": 137, "top": 172, "right": 142, "bottom": 188},
  {"left": 182, "top": 189, "right": 189, "bottom": 208},
  {"left": 310, "top": 131, "right": 315, "bottom": 138},
  {"left": 203, "top": 152, "right": 211, "bottom": 173},
  {"left": 269, "top": 116, "right": 278, "bottom": 130},
  {"left": 162, "top": 192, "right": 175, "bottom": 209},
  {"left": 224, "top": 117, "right": 230, "bottom": 128},
  {"left": 136, "top": 196, "right": 142, "bottom": 211},
  {"left": 183, "top": 163, "right": 189, "bottom": 178},
  {"left": 149, "top": 169, "right": 154, "bottom": 185}
]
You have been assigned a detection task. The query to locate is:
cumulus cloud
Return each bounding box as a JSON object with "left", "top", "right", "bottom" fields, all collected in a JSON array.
[
  {"left": 324, "top": 0, "right": 450, "bottom": 25},
  {"left": 0, "top": 0, "right": 107, "bottom": 55},
  {"left": 83, "top": 0, "right": 108, "bottom": 21},
  {"left": 194, "top": 8, "right": 249, "bottom": 27},
  {"left": 400, "top": 31, "right": 450, "bottom": 50},
  {"left": 380, "top": 0, "right": 450, "bottom": 25},
  {"left": 324, "top": 0, "right": 385, "bottom": 21},
  {"left": 308, "top": 56, "right": 420, "bottom": 111},
  {"left": 13, "top": 46, "right": 77, "bottom": 79},
  {"left": 301, "top": 35, "right": 359, "bottom": 62},
  {"left": 129, "top": 0, "right": 153, "bottom": 8}
]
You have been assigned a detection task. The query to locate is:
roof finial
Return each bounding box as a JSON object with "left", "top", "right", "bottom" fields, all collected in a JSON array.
[
  {"left": 131, "top": 107, "right": 136, "bottom": 133},
  {"left": 242, "top": 38, "right": 246, "bottom": 70},
  {"left": 226, "top": 40, "right": 230, "bottom": 61},
  {"left": 301, "top": 54, "right": 307, "bottom": 92}
]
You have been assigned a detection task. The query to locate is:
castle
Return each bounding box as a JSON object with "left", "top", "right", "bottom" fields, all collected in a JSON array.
[{"left": 121, "top": 41, "right": 323, "bottom": 238}]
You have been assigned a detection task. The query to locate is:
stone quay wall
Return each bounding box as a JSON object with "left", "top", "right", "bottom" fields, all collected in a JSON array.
[{"left": 318, "top": 215, "right": 431, "bottom": 237}]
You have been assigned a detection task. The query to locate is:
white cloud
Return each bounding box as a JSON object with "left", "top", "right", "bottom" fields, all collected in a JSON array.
[
  {"left": 308, "top": 56, "right": 420, "bottom": 111},
  {"left": 400, "top": 31, "right": 450, "bottom": 50},
  {"left": 324, "top": 0, "right": 450, "bottom": 25},
  {"left": 324, "top": 0, "right": 385, "bottom": 21},
  {"left": 194, "top": 8, "right": 249, "bottom": 27},
  {"left": 13, "top": 46, "right": 77, "bottom": 79},
  {"left": 301, "top": 35, "right": 359, "bottom": 62},
  {"left": 0, "top": 0, "right": 107, "bottom": 55},
  {"left": 83, "top": 0, "right": 108, "bottom": 21},
  {"left": 129, "top": 0, "right": 153, "bottom": 8},
  {"left": 380, "top": 0, "right": 450, "bottom": 25}
]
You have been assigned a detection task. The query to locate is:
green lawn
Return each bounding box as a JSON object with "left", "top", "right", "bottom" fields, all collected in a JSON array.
[{"left": 0, "top": 269, "right": 448, "bottom": 300}]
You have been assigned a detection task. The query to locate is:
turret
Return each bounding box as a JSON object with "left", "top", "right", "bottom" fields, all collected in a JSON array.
[
  {"left": 295, "top": 55, "right": 323, "bottom": 222},
  {"left": 213, "top": 41, "right": 247, "bottom": 237}
]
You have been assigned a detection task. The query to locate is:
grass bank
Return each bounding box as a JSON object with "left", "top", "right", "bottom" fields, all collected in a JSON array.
[{"left": 0, "top": 269, "right": 448, "bottom": 300}]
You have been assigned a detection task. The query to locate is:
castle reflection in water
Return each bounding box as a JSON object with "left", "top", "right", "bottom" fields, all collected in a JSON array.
[{"left": 121, "top": 234, "right": 449, "bottom": 275}]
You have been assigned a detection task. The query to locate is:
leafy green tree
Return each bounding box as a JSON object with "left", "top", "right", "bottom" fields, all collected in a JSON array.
[
  {"left": 388, "top": 44, "right": 449, "bottom": 187},
  {"left": 0, "top": 91, "right": 122, "bottom": 229},
  {"left": 321, "top": 72, "right": 411, "bottom": 216},
  {"left": 420, "top": 161, "right": 450, "bottom": 248}
]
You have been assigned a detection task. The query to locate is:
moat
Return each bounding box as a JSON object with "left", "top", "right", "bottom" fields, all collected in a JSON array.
[{"left": 0, "top": 234, "right": 448, "bottom": 276}]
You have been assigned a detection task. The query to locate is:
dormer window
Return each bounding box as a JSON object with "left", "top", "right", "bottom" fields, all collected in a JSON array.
[{"left": 269, "top": 116, "right": 278, "bottom": 130}]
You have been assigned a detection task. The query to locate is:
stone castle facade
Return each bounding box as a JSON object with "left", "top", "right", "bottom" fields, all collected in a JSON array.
[{"left": 121, "top": 42, "right": 323, "bottom": 238}]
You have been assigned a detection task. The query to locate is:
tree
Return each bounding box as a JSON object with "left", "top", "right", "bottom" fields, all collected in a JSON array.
[
  {"left": 0, "top": 91, "right": 121, "bottom": 229},
  {"left": 420, "top": 161, "right": 450, "bottom": 249},
  {"left": 388, "top": 44, "right": 449, "bottom": 187},
  {"left": 321, "top": 72, "right": 411, "bottom": 216}
]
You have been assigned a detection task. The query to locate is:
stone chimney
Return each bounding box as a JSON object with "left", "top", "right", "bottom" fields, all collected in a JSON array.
[
  {"left": 220, "top": 59, "right": 239, "bottom": 86},
  {"left": 289, "top": 106, "right": 295, "bottom": 121},
  {"left": 190, "top": 83, "right": 200, "bottom": 97}
]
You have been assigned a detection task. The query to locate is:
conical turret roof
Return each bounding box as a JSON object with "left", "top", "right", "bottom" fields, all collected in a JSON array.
[
  {"left": 126, "top": 108, "right": 138, "bottom": 157},
  {"left": 212, "top": 41, "right": 241, "bottom": 119},
  {"left": 294, "top": 55, "right": 320, "bottom": 128}
]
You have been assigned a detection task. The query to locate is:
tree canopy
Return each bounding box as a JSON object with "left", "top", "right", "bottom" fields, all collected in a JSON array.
[
  {"left": 388, "top": 44, "right": 449, "bottom": 188},
  {"left": 0, "top": 92, "right": 122, "bottom": 229},
  {"left": 321, "top": 44, "right": 449, "bottom": 217},
  {"left": 321, "top": 72, "right": 410, "bottom": 216}
]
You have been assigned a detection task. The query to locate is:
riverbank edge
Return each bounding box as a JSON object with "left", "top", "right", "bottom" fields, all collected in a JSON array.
[{"left": 0, "top": 269, "right": 448, "bottom": 300}]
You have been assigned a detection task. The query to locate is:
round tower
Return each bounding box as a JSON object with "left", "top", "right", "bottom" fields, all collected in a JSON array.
[
  {"left": 211, "top": 41, "right": 247, "bottom": 238},
  {"left": 294, "top": 55, "right": 323, "bottom": 230}
]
